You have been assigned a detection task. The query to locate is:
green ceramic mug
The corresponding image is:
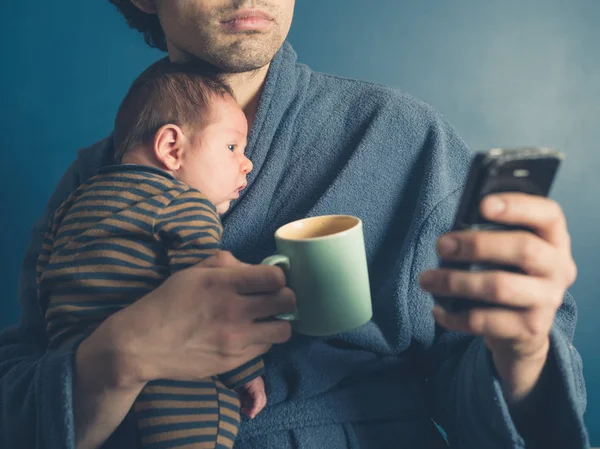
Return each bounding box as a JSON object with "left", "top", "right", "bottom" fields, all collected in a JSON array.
[{"left": 261, "top": 215, "right": 372, "bottom": 336}]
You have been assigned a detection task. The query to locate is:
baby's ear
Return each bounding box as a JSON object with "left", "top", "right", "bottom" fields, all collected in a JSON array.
[{"left": 154, "top": 124, "right": 185, "bottom": 171}]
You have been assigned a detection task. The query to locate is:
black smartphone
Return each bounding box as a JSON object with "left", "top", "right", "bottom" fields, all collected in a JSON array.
[{"left": 434, "top": 147, "right": 564, "bottom": 313}]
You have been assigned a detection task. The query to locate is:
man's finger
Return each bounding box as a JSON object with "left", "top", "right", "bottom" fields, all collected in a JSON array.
[
  {"left": 432, "top": 304, "right": 526, "bottom": 339},
  {"left": 479, "top": 194, "right": 568, "bottom": 248},
  {"left": 199, "top": 250, "right": 249, "bottom": 268},
  {"left": 248, "top": 320, "right": 293, "bottom": 345},
  {"left": 243, "top": 288, "right": 296, "bottom": 320},
  {"left": 230, "top": 264, "right": 287, "bottom": 294},
  {"left": 239, "top": 343, "right": 273, "bottom": 363},
  {"left": 436, "top": 230, "right": 557, "bottom": 277},
  {"left": 420, "top": 269, "right": 562, "bottom": 309}
]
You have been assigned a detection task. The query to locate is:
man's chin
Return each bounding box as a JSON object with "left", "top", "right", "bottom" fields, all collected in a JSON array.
[
  {"left": 209, "top": 38, "right": 283, "bottom": 73},
  {"left": 168, "top": 38, "right": 277, "bottom": 73}
]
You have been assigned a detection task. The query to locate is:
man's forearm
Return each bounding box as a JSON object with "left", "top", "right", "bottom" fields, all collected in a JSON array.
[{"left": 73, "top": 313, "right": 147, "bottom": 449}]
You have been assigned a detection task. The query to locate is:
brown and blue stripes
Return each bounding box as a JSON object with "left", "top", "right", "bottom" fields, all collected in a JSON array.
[{"left": 36, "top": 165, "right": 264, "bottom": 449}]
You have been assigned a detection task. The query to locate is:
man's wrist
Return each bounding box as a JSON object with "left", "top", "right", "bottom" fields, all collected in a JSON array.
[
  {"left": 490, "top": 337, "right": 550, "bottom": 405},
  {"left": 73, "top": 313, "right": 149, "bottom": 449},
  {"left": 79, "top": 311, "right": 150, "bottom": 391},
  {"left": 493, "top": 339, "right": 555, "bottom": 447}
]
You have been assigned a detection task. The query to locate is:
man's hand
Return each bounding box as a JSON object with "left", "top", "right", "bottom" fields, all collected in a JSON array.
[
  {"left": 73, "top": 251, "right": 294, "bottom": 449},
  {"left": 419, "top": 193, "right": 577, "bottom": 403},
  {"left": 107, "top": 250, "right": 295, "bottom": 386},
  {"left": 237, "top": 377, "right": 267, "bottom": 419}
]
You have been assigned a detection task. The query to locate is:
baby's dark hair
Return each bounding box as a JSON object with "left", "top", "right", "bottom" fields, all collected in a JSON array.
[
  {"left": 109, "top": 0, "right": 167, "bottom": 51},
  {"left": 113, "top": 59, "right": 234, "bottom": 162}
]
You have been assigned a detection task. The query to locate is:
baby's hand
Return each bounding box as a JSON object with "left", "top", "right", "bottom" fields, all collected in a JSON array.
[{"left": 236, "top": 377, "right": 267, "bottom": 419}]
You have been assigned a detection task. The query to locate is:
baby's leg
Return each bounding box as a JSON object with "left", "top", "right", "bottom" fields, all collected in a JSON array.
[
  {"left": 134, "top": 378, "right": 241, "bottom": 449},
  {"left": 214, "top": 378, "right": 242, "bottom": 449}
]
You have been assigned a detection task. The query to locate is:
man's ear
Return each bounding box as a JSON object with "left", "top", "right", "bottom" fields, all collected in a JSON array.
[
  {"left": 129, "top": 0, "right": 158, "bottom": 14},
  {"left": 153, "top": 124, "right": 186, "bottom": 171}
]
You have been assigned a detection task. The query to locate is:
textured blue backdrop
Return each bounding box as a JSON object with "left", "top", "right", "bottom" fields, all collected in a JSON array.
[{"left": 1, "top": 0, "right": 598, "bottom": 442}]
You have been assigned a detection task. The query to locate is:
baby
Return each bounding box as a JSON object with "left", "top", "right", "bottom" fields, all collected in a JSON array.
[{"left": 36, "top": 61, "right": 264, "bottom": 449}]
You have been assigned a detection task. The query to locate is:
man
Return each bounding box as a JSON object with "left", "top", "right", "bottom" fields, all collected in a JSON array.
[{"left": 0, "top": 1, "right": 589, "bottom": 448}]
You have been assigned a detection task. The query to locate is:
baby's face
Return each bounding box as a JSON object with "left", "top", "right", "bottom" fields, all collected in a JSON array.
[{"left": 178, "top": 95, "right": 252, "bottom": 214}]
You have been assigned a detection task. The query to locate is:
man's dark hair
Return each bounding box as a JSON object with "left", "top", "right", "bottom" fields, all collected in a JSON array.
[
  {"left": 109, "top": 0, "right": 167, "bottom": 51},
  {"left": 113, "top": 59, "right": 234, "bottom": 162}
]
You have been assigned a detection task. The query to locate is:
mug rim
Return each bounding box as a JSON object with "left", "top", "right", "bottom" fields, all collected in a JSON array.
[{"left": 275, "top": 214, "right": 362, "bottom": 242}]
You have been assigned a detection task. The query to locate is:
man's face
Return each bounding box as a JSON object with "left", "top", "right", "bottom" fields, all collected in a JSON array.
[{"left": 155, "top": 0, "right": 295, "bottom": 72}]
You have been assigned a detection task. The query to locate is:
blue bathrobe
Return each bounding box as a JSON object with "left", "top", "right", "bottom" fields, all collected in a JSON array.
[{"left": 0, "top": 42, "right": 589, "bottom": 449}]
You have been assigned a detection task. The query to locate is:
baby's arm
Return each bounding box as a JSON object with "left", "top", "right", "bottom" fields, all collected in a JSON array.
[
  {"left": 154, "top": 189, "right": 224, "bottom": 271},
  {"left": 217, "top": 348, "right": 266, "bottom": 418},
  {"left": 155, "top": 188, "right": 266, "bottom": 393},
  {"left": 218, "top": 357, "right": 265, "bottom": 390}
]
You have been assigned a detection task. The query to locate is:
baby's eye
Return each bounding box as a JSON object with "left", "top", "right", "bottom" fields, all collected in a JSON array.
[{"left": 227, "top": 144, "right": 236, "bottom": 151}]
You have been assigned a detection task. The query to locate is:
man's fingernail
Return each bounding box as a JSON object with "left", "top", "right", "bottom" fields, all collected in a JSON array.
[
  {"left": 419, "top": 271, "right": 436, "bottom": 287},
  {"left": 437, "top": 236, "right": 459, "bottom": 257},
  {"left": 483, "top": 196, "right": 506, "bottom": 216},
  {"left": 432, "top": 305, "right": 446, "bottom": 320}
]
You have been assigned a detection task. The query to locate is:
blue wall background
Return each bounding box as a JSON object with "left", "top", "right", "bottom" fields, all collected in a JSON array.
[{"left": 1, "top": 0, "right": 598, "bottom": 443}]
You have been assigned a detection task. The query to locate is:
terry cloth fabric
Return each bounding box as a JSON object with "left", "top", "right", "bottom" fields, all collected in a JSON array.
[
  {"left": 2, "top": 42, "right": 589, "bottom": 449},
  {"left": 36, "top": 164, "right": 263, "bottom": 449}
]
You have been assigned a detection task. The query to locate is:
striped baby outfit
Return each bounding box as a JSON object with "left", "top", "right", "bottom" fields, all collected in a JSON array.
[{"left": 36, "top": 164, "right": 264, "bottom": 449}]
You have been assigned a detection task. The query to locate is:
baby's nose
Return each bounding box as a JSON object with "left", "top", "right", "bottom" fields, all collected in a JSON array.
[{"left": 241, "top": 156, "right": 253, "bottom": 174}]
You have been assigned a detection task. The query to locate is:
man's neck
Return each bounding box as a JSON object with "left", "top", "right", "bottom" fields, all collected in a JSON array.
[{"left": 221, "top": 66, "right": 270, "bottom": 130}]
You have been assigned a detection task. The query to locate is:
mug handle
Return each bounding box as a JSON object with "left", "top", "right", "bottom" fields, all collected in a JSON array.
[{"left": 261, "top": 254, "right": 297, "bottom": 321}]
